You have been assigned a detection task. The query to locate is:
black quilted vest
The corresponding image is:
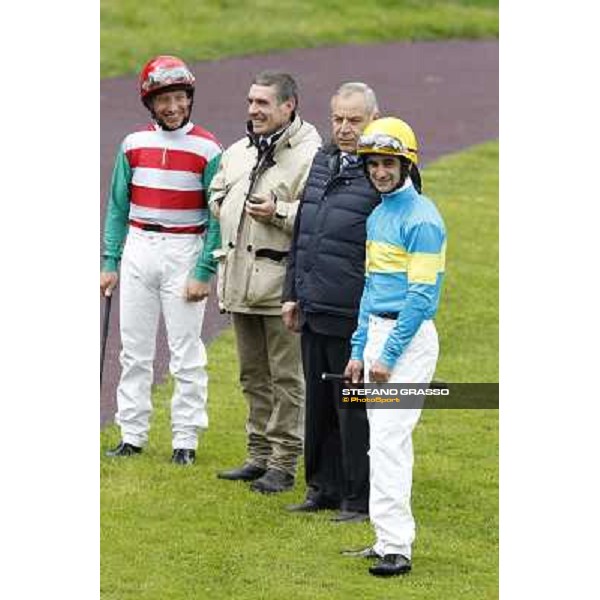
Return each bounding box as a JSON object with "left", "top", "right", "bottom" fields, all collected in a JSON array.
[{"left": 291, "top": 146, "right": 380, "bottom": 323}]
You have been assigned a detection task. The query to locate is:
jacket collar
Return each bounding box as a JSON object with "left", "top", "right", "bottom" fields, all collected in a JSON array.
[
  {"left": 246, "top": 113, "right": 302, "bottom": 154},
  {"left": 381, "top": 178, "right": 415, "bottom": 202}
]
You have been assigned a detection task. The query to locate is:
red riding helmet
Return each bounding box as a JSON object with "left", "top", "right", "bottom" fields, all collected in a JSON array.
[{"left": 138, "top": 55, "right": 195, "bottom": 105}]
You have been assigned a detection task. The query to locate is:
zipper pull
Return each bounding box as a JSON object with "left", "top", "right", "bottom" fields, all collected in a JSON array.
[{"left": 162, "top": 147, "right": 167, "bottom": 166}]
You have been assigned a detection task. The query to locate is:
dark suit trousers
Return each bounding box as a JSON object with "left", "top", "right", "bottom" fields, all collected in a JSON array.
[{"left": 300, "top": 328, "right": 370, "bottom": 512}]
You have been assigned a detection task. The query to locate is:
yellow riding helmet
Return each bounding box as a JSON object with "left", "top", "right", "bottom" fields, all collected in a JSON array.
[{"left": 357, "top": 117, "right": 419, "bottom": 165}]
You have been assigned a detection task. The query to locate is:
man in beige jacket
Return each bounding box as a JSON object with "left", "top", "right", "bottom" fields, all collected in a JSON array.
[{"left": 210, "top": 71, "right": 322, "bottom": 493}]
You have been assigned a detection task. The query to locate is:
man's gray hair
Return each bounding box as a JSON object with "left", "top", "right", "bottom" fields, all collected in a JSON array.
[
  {"left": 253, "top": 70, "right": 299, "bottom": 107},
  {"left": 334, "top": 82, "right": 379, "bottom": 115}
]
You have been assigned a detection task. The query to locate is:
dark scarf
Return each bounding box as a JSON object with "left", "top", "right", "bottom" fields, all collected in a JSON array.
[{"left": 245, "top": 113, "right": 296, "bottom": 158}]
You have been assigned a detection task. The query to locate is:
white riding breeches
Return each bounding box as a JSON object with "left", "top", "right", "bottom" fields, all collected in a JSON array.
[
  {"left": 364, "top": 316, "right": 439, "bottom": 559},
  {"left": 116, "top": 228, "right": 208, "bottom": 450}
]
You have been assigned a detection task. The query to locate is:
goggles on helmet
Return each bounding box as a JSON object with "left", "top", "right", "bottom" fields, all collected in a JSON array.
[
  {"left": 357, "top": 132, "right": 416, "bottom": 159},
  {"left": 141, "top": 65, "right": 195, "bottom": 98}
]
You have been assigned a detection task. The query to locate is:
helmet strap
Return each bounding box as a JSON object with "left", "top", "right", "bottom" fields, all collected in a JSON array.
[
  {"left": 409, "top": 164, "right": 422, "bottom": 193},
  {"left": 395, "top": 158, "right": 412, "bottom": 191}
]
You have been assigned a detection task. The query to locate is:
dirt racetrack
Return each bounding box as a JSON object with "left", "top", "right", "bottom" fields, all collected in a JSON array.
[{"left": 100, "top": 39, "right": 498, "bottom": 426}]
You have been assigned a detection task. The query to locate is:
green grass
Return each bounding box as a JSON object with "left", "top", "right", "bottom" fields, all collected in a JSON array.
[
  {"left": 101, "top": 0, "right": 499, "bottom": 78},
  {"left": 101, "top": 143, "right": 498, "bottom": 599}
]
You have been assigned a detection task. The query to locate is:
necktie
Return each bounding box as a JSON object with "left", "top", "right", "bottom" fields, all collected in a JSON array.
[{"left": 340, "top": 154, "right": 358, "bottom": 172}]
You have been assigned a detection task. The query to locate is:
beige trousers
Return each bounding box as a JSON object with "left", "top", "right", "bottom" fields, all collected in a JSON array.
[{"left": 232, "top": 313, "right": 304, "bottom": 475}]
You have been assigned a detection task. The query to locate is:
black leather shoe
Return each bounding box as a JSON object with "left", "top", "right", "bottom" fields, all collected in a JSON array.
[
  {"left": 250, "top": 468, "right": 294, "bottom": 493},
  {"left": 105, "top": 441, "right": 142, "bottom": 457},
  {"left": 217, "top": 463, "right": 266, "bottom": 481},
  {"left": 286, "top": 498, "right": 331, "bottom": 512},
  {"left": 341, "top": 546, "right": 380, "bottom": 559},
  {"left": 369, "top": 554, "right": 412, "bottom": 577},
  {"left": 171, "top": 449, "right": 196, "bottom": 465},
  {"left": 331, "top": 510, "right": 369, "bottom": 523}
]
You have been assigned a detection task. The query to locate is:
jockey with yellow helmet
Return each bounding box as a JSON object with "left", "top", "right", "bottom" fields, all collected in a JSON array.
[{"left": 344, "top": 117, "right": 447, "bottom": 577}]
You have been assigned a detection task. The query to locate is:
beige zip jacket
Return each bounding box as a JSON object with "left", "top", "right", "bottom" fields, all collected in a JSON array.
[{"left": 209, "top": 116, "right": 321, "bottom": 314}]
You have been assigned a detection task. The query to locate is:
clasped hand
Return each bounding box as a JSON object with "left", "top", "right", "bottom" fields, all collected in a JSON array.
[{"left": 245, "top": 193, "right": 276, "bottom": 222}]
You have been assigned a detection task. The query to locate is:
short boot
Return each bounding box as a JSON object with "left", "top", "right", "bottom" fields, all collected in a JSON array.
[
  {"left": 369, "top": 554, "right": 412, "bottom": 577},
  {"left": 217, "top": 463, "right": 266, "bottom": 481},
  {"left": 172, "top": 449, "right": 196, "bottom": 465},
  {"left": 250, "top": 468, "right": 294, "bottom": 493},
  {"left": 105, "top": 441, "right": 142, "bottom": 457}
]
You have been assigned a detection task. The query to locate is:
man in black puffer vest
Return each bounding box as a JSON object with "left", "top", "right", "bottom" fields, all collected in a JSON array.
[{"left": 282, "top": 82, "right": 381, "bottom": 522}]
